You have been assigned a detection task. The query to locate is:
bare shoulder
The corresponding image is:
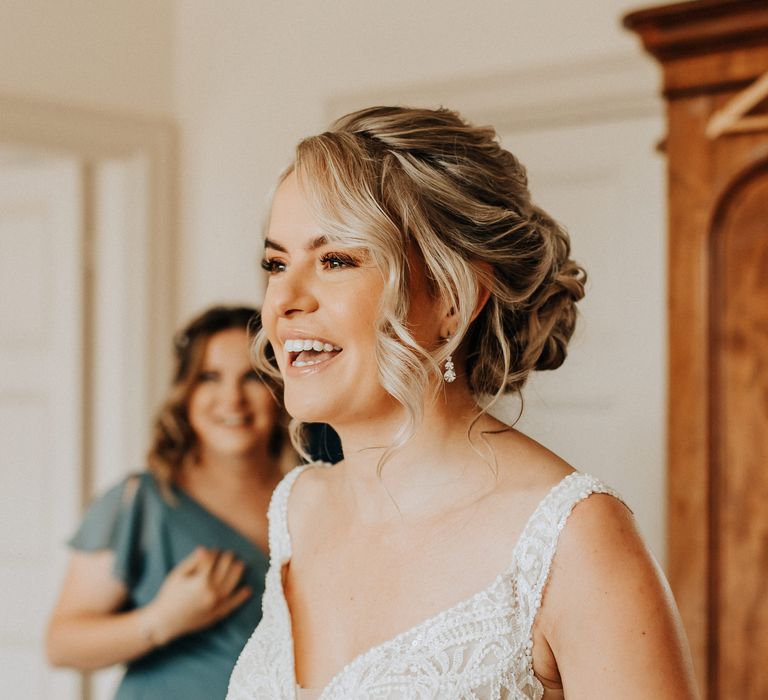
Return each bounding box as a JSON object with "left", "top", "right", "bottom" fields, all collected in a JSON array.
[
  {"left": 285, "top": 461, "right": 342, "bottom": 537},
  {"left": 563, "top": 485, "right": 636, "bottom": 538},
  {"left": 551, "top": 490, "right": 651, "bottom": 599},
  {"left": 536, "top": 486, "right": 699, "bottom": 698}
]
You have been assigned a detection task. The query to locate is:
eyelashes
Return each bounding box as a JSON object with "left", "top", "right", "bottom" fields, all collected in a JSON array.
[
  {"left": 260, "top": 257, "right": 285, "bottom": 274},
  {"left": 319, "top": 251, "right": 361, "bottom": 269},
  {"left": 260, "top": 250, "right": 364, "bottom": 274}
]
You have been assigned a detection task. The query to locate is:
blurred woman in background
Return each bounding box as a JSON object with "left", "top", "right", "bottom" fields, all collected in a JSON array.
[{"left": 47, "top": 305, "right": 290, "bottom": 699}]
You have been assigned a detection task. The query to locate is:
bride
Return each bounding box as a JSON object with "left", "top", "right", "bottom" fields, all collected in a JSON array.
[{"left": 228, "top": 106, "right": 698, "bottom": 699}]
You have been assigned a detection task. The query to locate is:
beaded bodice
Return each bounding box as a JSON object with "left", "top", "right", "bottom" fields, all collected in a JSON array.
[{"left": 227, "top": 467, "right": 620, "bottom": 700}]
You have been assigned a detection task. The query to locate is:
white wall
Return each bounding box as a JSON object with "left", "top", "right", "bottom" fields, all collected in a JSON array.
[
  {"left": 174, "top": 0, "right": 656, "bottom": 315},
  {"left": 0, "top": 0, "right": 174, "bottom": 118}
]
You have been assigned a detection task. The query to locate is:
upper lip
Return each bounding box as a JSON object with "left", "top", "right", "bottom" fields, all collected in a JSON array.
[{"left": 216, "top": 414, "right": 252, "bottom": 423}]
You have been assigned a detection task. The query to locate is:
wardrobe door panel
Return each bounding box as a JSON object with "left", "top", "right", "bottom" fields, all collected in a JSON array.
[{"left": 713, "top": 166, "right": 768, "bottom": 698}]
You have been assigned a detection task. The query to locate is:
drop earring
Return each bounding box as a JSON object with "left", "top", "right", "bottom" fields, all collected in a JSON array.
[{"left": 443, "top": 354, "right": 456, "bottom": 383}]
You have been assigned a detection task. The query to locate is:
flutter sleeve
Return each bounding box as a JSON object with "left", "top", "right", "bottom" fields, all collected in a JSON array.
[{"left": 68, "top": 474, "right": 146, "bottom": 587}]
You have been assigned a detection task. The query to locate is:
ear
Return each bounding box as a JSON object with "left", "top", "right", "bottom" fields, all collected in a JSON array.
[
  {"left": 439, "top": 303, "right": 459, "bottom": 340},
  {"left": 467, "top": 260, "right": 493, "bottom": 325},
  {"left": 471, "top": 262, "right": 493, "bottom": 322},
  {"left": 440, "top": 262, "right": 493, "bottom": 338}
]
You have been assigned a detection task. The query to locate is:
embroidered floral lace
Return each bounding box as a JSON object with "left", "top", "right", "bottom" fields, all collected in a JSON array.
[{"left": 227, "top": 467, "right": 621, "bottom": 700}]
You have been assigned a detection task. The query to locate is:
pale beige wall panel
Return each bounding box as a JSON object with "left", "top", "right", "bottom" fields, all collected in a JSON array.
[
  {"left": 0, "top": 0, "right": 174, "bottom": 118},
  {"left": 173, "top": 0, "right": 656, "bottom": 317},
  {"left": 0, "top": 156, "right": 84, "bottom": 699}
]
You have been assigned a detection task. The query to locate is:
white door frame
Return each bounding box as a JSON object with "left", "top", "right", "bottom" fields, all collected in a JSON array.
[
  {"left": 0, "top": 93, "right": 177, "bottom": 502},
  {"left": 0, "top": 94, "right": 177, "bottom": 700}
]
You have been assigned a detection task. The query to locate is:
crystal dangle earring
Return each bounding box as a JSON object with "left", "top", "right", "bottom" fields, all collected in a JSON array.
[{"left": 443, "top": 353, "right": 456, "bottom": 383}]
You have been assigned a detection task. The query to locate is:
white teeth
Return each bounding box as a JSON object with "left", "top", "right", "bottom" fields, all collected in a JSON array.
[
  {"left": 292, "top": 359, "right": 324, "bottom": 367},
  {"left": 283, "top": 338, "right": 342, "bottom": 353},
  {"left": 221, "top": 416, "right": 247, "bottom": 426}
]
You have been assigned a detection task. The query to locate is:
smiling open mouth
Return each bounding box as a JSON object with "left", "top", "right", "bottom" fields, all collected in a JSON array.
[
  {"left": 284, "top": 338, "right": 343, "bottom": 367},
  {"left": 217, "top": 414, "right": 253, "bottom": 427}
]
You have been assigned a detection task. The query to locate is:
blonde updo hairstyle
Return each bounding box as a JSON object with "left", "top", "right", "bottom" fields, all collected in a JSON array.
[{"left": 254, "top": 106, "right": 585, "bottom": 458}]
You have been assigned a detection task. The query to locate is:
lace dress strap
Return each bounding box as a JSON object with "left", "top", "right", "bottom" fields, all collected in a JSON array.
[
  {"left": 267, "top": 465, "right": 312, "bottom": 565},
  {"left": 511, "top": 472, "right": 624, "bottom": 650}
]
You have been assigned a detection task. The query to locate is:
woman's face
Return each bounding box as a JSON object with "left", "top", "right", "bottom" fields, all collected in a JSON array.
[
  {"left": 187, "top": 328, "right": 278, "bottom": 460},
  {"left": 261, "top": 172, "right": 406, "bottom": 427}
]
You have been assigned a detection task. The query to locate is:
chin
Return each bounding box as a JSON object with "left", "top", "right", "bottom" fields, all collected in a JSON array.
[
  {"left": 285, "top": 403, "right": 332, "bottom": 426},
  {"left": 284, "top": 392, "right": 340, "bottom": 426},
  {"left": 285, "top": 386, "right": 394, "bottom": 430},
  {"left": 210, "top": 444, "right": 256, "bottom": 460}
]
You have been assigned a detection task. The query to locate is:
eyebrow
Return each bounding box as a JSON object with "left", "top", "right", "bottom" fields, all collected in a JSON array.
[{"left": 264, "top": 235, "right": 329, "bottom": 253}]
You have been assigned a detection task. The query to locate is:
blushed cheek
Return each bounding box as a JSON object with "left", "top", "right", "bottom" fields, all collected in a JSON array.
[
  {"left": 251, "top": 389, "right": 280, "bottom": 423},
  {"left": 262, "top": 402, "right": 280, "bottom": 428},
  {"left": 186, "top": 389, "right": 205, "bottom": 426}
]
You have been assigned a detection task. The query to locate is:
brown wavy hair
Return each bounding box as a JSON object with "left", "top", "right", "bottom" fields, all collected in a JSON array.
[
  {"left": 253, "top": 106, "right": 585, "bottom": 459},
  {"left": 147, "top": 306, "right": 288, "bottom": 492}
]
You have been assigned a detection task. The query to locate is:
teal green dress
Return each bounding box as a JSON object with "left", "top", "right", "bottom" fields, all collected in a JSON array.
[{"left": 69, "top": 472, "right": 269, "bottom": 700}]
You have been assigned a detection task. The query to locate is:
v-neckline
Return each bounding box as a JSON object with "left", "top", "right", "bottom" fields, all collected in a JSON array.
[
  {"left": 170, "top": 480, "right": 271, "bottom": 562},
  {"left": 278, "top": 468, "right": 579, "bottom": 699}
]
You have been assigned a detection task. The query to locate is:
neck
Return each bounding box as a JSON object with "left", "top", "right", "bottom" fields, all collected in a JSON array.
[
  {"left": 330, "top": 381, "right": 506, "bottom": 520},
  {"left": 188, "top": 443, "right": 282, "bottom": 489}
]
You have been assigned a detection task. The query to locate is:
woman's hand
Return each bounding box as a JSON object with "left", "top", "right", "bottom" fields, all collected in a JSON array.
[
  {"left": 46, "top": 547, "right": 252, "bottom": 671},
  {"left": 145, "top": 547, "right": 252, "bottom": 644}
]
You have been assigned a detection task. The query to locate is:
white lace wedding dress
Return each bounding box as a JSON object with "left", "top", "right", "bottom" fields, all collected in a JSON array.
[{"left": 227, "top": 465, "right": 621, "bottom": 700}]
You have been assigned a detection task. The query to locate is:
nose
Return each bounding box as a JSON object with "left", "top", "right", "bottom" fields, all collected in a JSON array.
[
  {"left": 266, "top": 266, "right": 319, "bottom": 318},
  {"left": 220, "top": 376, "right": 247, "bottom": 407}
]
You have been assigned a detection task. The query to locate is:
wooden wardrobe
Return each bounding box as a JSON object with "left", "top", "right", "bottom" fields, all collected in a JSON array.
[{"left": 624, "top": 2, "right": 768, "bottom": 698}]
